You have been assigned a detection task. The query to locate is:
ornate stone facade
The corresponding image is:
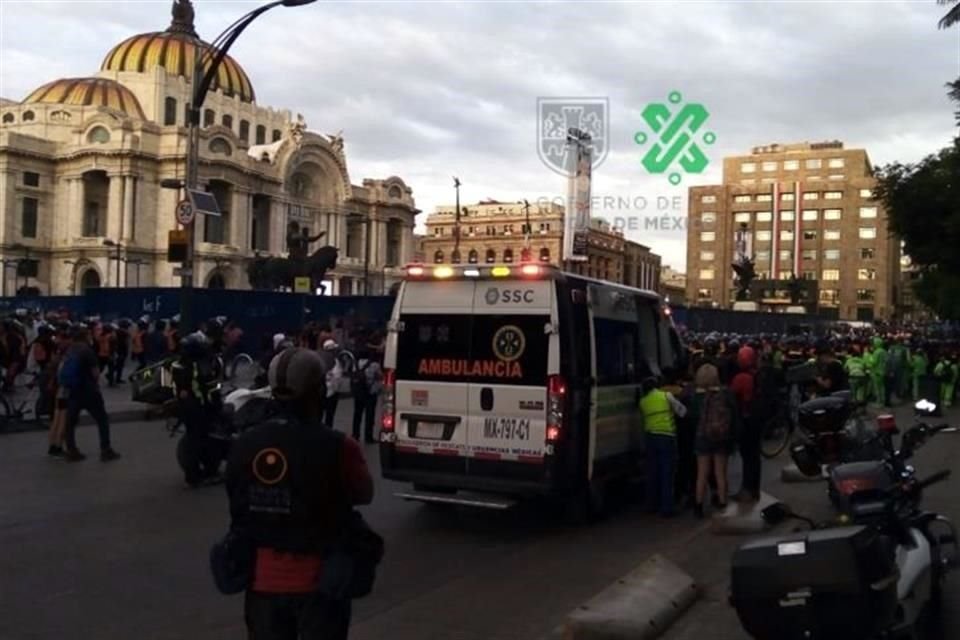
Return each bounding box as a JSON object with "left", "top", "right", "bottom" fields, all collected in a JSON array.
[{"left": 0, "top": 1, "right": 417, "bottom": 295}]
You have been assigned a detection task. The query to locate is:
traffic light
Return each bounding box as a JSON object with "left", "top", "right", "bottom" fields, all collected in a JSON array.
[{"left": 168, "top": 229, "right": 188, "bottom": 263}]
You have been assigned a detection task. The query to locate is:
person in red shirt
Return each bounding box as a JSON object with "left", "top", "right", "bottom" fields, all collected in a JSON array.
[
  {"left": 730, "top": 345, "right": 761, "bottom": 503},
  {"left": 226, "top": 347, "right": 374, "bottom": 640}
]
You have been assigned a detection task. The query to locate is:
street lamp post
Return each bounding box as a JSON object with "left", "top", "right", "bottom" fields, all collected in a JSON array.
[
  {"left": 174, "top": 0, "right": 317, "bottom": 331},
  {"left": 452, "top": 177, "right": 462, "bottom": 263},
  {"left": 103, "top": 239, "right": 123, "bottom": 287}
]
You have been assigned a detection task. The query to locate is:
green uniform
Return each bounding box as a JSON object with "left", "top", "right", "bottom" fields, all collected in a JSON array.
[
  {"left": 869, "top": 338, "right": 888, "bottom": 405},
  {"left": 845, "top": 354, "right": 868, "bottom": 403},
  {"left": 910, "top": 351, "right": 928, "bottom": 401},
  {"left": 935, "top": 360, "right": 951, "bottom": 409},
  {"left": 947, "top": 362, "right": 959, "bottom": 409}
]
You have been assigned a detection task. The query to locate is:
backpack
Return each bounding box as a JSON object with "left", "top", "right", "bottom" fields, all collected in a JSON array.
[
  {"left": 699, "top": 389, "right": 732, "bottom": 444},
  {"left": 57, "top": 351, "right": 83, "bottom": 390},
  {"left": 351, "top": 361, "right": 371, "bottom": 396}
]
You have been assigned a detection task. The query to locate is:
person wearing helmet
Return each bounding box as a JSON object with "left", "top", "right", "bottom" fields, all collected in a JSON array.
[
  {"left": 319, "top": 339, "right": 343, "bottom": 428},
  {"left": 225, "top": 347, "right": 374, "bottom": 639},
  {"left": 172, "top": 332, "right": 223, "bottom": 487}
]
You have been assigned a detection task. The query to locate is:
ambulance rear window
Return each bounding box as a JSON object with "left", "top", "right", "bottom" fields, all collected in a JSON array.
[{"left": 396, "top": 313, "right": 548, "bottom": 386}]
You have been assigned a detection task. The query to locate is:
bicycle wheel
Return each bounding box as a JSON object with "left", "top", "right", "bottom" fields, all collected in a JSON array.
[{"left": 760, "top": 413, "right": 791, "bottom": 459}]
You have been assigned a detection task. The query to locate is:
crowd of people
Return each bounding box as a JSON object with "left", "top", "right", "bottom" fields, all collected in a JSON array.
[{"left": 638, "top": 327, "right": 960, "bottom": 520}]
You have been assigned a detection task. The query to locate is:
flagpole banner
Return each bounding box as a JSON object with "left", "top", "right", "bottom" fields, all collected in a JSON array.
[{"left": 564, "top": 138, "right": 592, "bottom": 262}]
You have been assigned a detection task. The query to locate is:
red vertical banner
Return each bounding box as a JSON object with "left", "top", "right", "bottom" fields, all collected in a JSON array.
[
  {"left": 794, "top": 181, "right": 801, "bottom": 276},
  {"left": 771, "top": 182, "right": 779, "bottom": 279}
]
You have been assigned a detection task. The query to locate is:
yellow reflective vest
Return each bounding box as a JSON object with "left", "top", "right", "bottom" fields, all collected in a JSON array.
[{"left": 640, "top": 389, "right": 676, "bottom": 436}]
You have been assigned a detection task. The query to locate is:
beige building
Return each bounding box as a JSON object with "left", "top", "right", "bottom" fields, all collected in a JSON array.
[
  {"left": 0, "top": 0, "right": 418, "bottom": 295},
  {"left": 685, "top": 141, "right": 899, "bottom": 321},
  {"left": 660, "top": 265, "right": 687, "bottom": 305},
  {"left": 419, "top": 199, "right": 661, "bottom": 290}
]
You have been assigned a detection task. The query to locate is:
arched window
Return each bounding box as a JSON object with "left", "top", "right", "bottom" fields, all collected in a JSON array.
[
  {"left": 222, "top": 114, "right": 233, "bottom": 130},
  {"left": 451, "top": 249, "right": 461, "bottom": 264},
  {"left": 539, "top": 247, "right": 551, "bottom": 262},
  {"left": 86, "top": 126, "right": 110, "bottom": 144},
  {"left": 503, "top": 248, "right": 514, "bottom": 263},
  {"left": 433, "top": 250, "right": 444, "bottom": 264},
  {"left": 163, "top": 97, "right": 177, "bottom": 126},
  {"left": 485, "top": 249, "right": 496, "bottom": 264},
  {"left": 520, "top": 247, "right": 531, "bottom": 262},
  {"left": 209, "top": 138, "right": 232, "bottom": 156},
  {"left": 80, "top": 269, "right": 101, "bottom": 292},
  {"left": 22, "top": 110, "right": 35, "bottom": 122},
  {"left": 272, "top": 129, "right": 282, "bottom": 142},
  {"left": 203, "top": 109, "right": 215, "bottom": 127},
  {"left": 2, "top": 112, "right": 14, "bottom": 123},
  {"left": 207, "top": 272, "right": 226, "bottom": 289},
  {"left": 255, "top": 125, "right": 266, "bottom": 145},
  {"left": 468, "top": 249, "right": 478, "bottom": 264},
  {"left": 239, "top": 120, "right": 250, "bottom": 142},
  {"left": 388, "top": 185, "right": 403, "bottom": 199}
]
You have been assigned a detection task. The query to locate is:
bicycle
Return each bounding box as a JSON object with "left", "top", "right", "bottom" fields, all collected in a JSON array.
[{"left": 760, "top": 383, "right": 800, "bottom": 458}]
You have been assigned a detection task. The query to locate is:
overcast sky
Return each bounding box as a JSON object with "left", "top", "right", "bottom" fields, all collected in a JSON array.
[{"left": 1, "top": 0, "right": 958, "bottom": 270}]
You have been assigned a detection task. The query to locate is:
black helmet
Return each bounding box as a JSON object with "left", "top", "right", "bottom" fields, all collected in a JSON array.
[
  {"left": 268, "top": 347, "right": 328, "bottom": 402},
  {"left": 181, "top": 331, "right": 210, "bottom": 359}
]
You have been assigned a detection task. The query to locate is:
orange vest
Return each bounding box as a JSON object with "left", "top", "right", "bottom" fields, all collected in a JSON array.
[
  {"left": 97, "top": 334, "right": 113, "bottom": 358},
  {"left": 131, "top": 330, "right": 144, "bottom": 354}
]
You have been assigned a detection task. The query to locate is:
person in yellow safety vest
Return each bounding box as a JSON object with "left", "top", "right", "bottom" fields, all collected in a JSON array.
[{"left": 639, "top": 376, "right": 688, "bottom": 518}]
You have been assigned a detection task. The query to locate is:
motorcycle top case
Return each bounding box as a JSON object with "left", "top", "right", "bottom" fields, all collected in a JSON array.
[
  {"left": 730, "top": 525, "right": 897, "bottom": 640},
  {"left": 798, "top": 396, "right": 852, "bottom": 434}
]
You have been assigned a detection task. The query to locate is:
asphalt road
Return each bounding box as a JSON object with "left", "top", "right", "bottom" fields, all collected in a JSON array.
[{"left": 1, "top": 402, "right": 959, "bottom": 640}]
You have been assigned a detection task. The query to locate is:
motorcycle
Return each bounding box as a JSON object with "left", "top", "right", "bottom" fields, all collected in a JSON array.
[
  {"left": 730, "top": 467, "right": 958, "bottom": 639},
  {"left": 789, "top": 390, "right": 886, "bottom": 477}
]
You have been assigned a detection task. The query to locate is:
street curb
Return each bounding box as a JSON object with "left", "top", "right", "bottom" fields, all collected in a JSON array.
[{"left": 558, "top": 554, "right": 699, "bottom": 640}]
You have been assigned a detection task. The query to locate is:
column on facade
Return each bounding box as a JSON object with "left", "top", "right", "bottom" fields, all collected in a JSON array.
[
  {"left": 231, "top": 188, "right": 249, "bottom": 250},
  {"left": 122, "top": 175, "right": 135, "bottom": 243},
  {"left": 106, "top": 174, "right": 124, "bottom": 241},
  {"left": 271, "top": 200, "right": 286, "bottom": 255}
]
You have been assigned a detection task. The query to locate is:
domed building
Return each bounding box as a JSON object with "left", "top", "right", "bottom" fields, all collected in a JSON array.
[{"left": 0, "top": 0, "right": 417, "bottom": 295}]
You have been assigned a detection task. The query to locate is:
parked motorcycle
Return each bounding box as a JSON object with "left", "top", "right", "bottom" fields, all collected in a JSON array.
[{"left": 789, "top": 390, "right": 885, "bottom": 477}]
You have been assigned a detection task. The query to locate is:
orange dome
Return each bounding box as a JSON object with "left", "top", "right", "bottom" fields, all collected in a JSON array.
[
  {"left": 101, "top": 30, "right": 255, "bottom": 103},
  {"left": 23, "top": 77, "right": 145, "bottom": 120}
]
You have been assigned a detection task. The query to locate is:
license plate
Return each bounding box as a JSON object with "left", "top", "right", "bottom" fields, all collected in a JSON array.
[{"left": 416, "top": 422, "right": 445, "bottom": 439}]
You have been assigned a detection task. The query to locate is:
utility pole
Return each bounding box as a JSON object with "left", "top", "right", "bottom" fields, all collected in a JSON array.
[{"left": 453, "top": 176, "right": 461, "bottom": 263}]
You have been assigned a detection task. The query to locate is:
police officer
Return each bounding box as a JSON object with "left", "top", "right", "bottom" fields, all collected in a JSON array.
[
  {"left": 226, "top": 347, "right": 374, "bottom": 640},
  {"left": 639, "top": 376, "right": 688, "bottom": 517},
  {"left": 172, "top": 332, "right": 223, "bottom": 487}
]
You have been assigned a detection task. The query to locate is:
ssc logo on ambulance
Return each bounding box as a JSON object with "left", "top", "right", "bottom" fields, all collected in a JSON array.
[
  {"left": 492, "top": 325, "right": 526, "bottom": 362},
  {"left": 252, "top": 448, "right": 288, "bottom": 485}
]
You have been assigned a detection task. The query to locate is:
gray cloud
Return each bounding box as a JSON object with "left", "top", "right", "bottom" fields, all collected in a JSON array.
[{"left": 2, "top": 0, "right": 958, "bottom": 271}]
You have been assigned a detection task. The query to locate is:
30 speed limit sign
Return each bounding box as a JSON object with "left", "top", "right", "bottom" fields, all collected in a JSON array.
[{"left": 175, "top": 199, "right": 195, "bottom": 226}]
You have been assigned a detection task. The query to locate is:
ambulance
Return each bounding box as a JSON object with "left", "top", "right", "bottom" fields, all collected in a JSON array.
[{"left": 379, "top": 263, "right": 685, "bottom": 517}]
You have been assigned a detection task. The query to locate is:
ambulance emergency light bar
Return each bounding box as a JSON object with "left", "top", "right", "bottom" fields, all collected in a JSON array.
[{"left": 404, "top": 263, "right": 553, "bottom": 279}]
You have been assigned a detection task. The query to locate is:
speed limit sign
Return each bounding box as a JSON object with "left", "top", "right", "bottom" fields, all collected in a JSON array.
[{"left": 175, "top": 199, "right": 195, "bottom": 226}]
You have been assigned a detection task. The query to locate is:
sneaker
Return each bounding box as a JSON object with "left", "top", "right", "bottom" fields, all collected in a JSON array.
[
  {"left": 100, "top": 449, "right": 121, "bottom": 462},
  {"left": 47, "top": 445, "right": 64, "bottom": 458},
  {"left": 64, "top": 450, "right": 87, "bottom": 462}
]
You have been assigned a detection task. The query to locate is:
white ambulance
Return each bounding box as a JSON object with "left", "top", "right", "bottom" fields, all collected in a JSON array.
[{"left": 379, "top": 263, "right": 685, "bottom": 517}]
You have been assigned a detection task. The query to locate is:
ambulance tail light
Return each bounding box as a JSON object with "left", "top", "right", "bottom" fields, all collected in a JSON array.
[
  {"left": 381, "top": 368, "right": 396, "bottom": 434},
  {"left": 546, "top": 374, "right": 566, "bottom": 442}
]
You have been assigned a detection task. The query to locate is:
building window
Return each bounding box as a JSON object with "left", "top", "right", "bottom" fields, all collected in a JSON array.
[
  {"left": 802, "top": 209, "right": 818, "bottom": 221},
  {"left": 828, "top": 174, "right": 845, "bottom": 180},
  {"left": 239, "top": 120, "right": 250, "bottom": 142},
  {"left": 780, "top": 230, "right": 794, "bottom": 241},
  {"left": 700, "top": 194, "right": 717, "bottom": 204},
  {"left": 204, "top": 109, "right": 215, "bottom": 127},
  {"left": 762, "top": 161, "right": 777, "bottom": 172},
  {"left": 859, "top": 188, "right": 874, "bottom": 198},
  {"left": 803, "top": 230, "right": 818, "bottom": 241},
  {"left": 820, "top": 289, "right": 839, "bottom": 303},
  {"left": 740, "top": 162, "right": 756, "bottom": 173},
  {"left": 203, "top": 182, "right": 231, "bottom": 245},
  {"left": 756, "top": 250, "right": 770, "bottom": 261},
  {"left": 433, "top": 250, "right": 444, "bottom": 264},
  {"left": 2, "top": 112, "right": 14, "bottom": 123},
  {"left": 539, "top": 247, "right": 550, "bottom": 262},
  {"left": 734, "top": 212, "right": 751, "bottom": 223},
  {"left": 859, "top": 227, "right": 877, "bottom": 239},
  {"left": 21, "top": 197, "right": 38, "bottom": 239},
  {"left": 805, "top": 158, "right": 822, "bottom": 169},
  {"left": 756, "top": 230, "right": 772, "bottom": 242},
  {"left": 272, "top": 129, "right": 282, "bottom": 142},
  {"left": 756, "top": 194, "right": 772, "bottom": 203},
  {"left": 221, "top": 114, "right": 233, "bottom": 130},
  {"left": 466, "top": 249, "right": 478, "bottom": 264},
  {"left": 86, "top": 126, "right": 110, "bottom": 144},
  {"left": 824, "top": 249, "right": 840, "bottom": 260},
  {"left": 779, "top": 250, "right": 792, "bottom": 261},
  {"left": 756, "top": 211, "right": 772, "bottom": 222},
  {"left": 701, "top": 212, "right": 716, "bottom": 224},
  {"left": 83, "top": 201, "right": 101, "bottom": 237},
  {"left": 823, "top": 191, "right": 843, "bottom": 200},
  {"left": 856, "top": 288, "right": 876, "bottom": 302},
  {"left": 784, "top": 160, "right": 800, "bottom": 170},
  {"left": 486, "top": 226, "right": 496, "bottom": 236},
  {"left": 802, "top": 249, "right": 817, "bottom": 261},
  {"left": 858, "top": 268, "right": 877, "bottom": 280},
  {"left": 860, "top": 247, "right": 875, "bottom": 260},
  {"left": 823, "top": 209, "right": 842, "bottom": 220},
  {"left": 822, "top": 269, "right": 840, "bottom": 281},
  {"left": 699, "top": 269, "right": 715, "bottom": 280},
  {"left": 209, "top": 138, "right": 232, "bottom": 155},
  {"left": 163, "top": 97, "right": 177, "bottom": 126},
  {"left": 828, "top": 158, "right": 845, "bottom": 168},
  {"left": 824, "top": 230, "right": 841, "bottom": 240},
  {"left": 503, "top": 248, "right": 514, "bottom": 263},
  {"left": 700, "top": 231, "right": 715, "bottom": 242},
  {"left": 733, "top": 195, "right": 752, "bottom": 203},
  {"left": 700, "top": 250, "right": 715, "bottom": 261},
  {"left": 802, "top": 271, "right": 816, "bottom": 280},
  {"left": 803, "top": 192, "right": 818, "bottom": 201},
  {"left": 255, "top": 125, "right": 266, "bottom": 145},
  {"left": 485, "top": 249, "right": 496, "bottom": 263},
  {"left": 781, "top": 192, "right": 795, "bottom": 202},
  {"left": 780, "top": 211, "right": 795, "bottom": 222},
  {"left": 808, "top": 175, "right": 822, "bottom": 181},
  {"left": 697, "top": 288, "right": 712, "bottom": 300},
  {"left": 23, "top": 172, "right": 40, "bottom": 187},
  {"left": 859, "top": 206, "right": 878, "bottom": 219}
]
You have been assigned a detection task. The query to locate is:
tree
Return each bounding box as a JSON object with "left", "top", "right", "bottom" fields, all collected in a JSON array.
[{"left": 939, "top": 0, "right": 960, "bottom": 29}]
